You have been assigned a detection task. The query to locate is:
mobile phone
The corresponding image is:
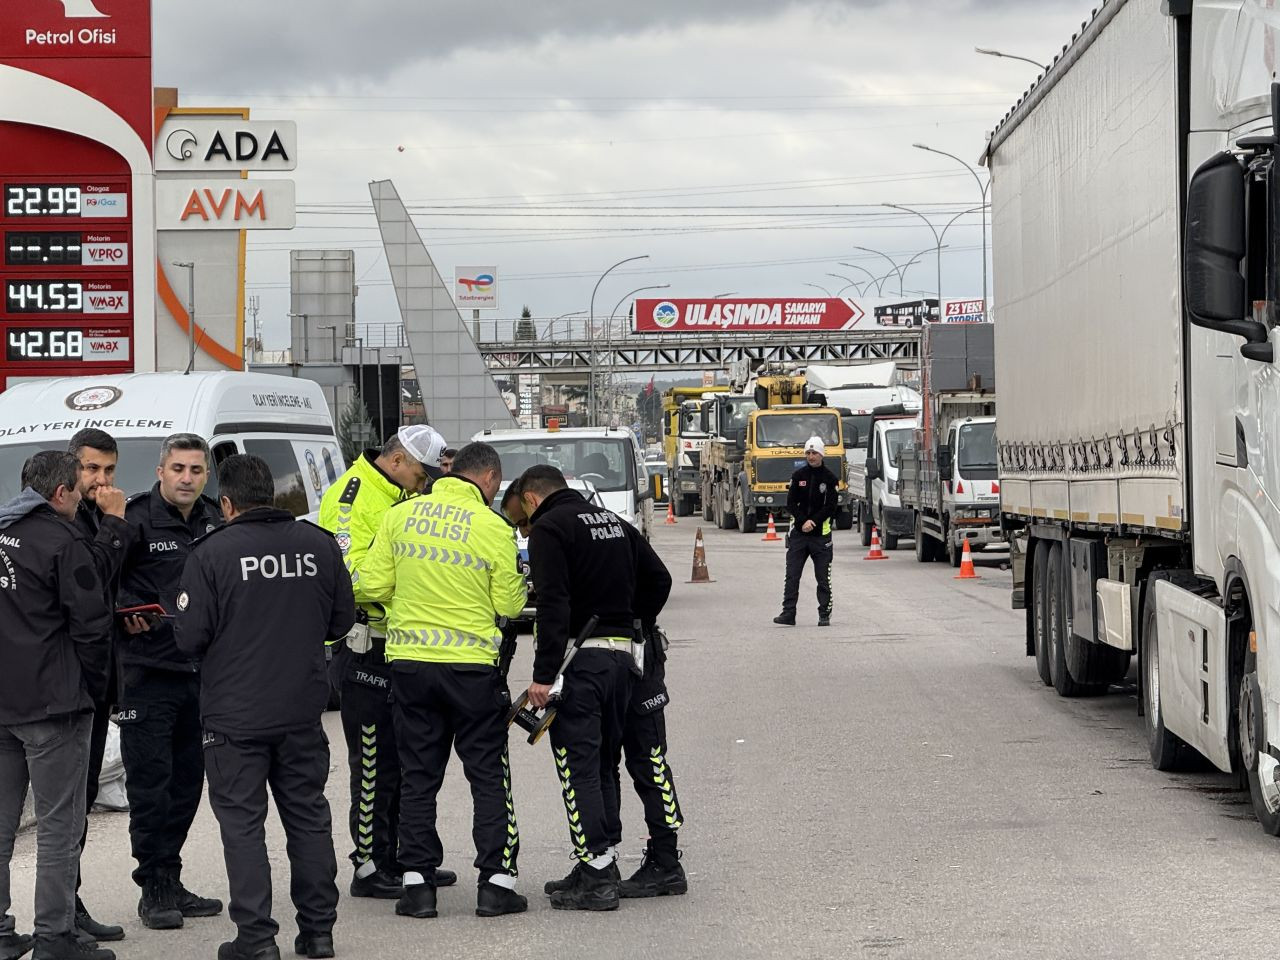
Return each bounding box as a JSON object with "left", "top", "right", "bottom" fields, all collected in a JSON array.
[{"left": 114, "top": 603, "right": 172, "bottom": 622}]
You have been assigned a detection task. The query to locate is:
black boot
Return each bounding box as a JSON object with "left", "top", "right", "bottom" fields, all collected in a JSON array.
[
  {"left": 348, "top": 867, "right": 401, "bottom": 900},
  {"left": 548, "top": 858, "right": 620, "bottom": 912},
  {"left": 817, "top": 614, "right": 830, "bottom": 627},
  {"left": 31, "top": 934, "right": 114, "bottom": 960},
  {"left": 0, "top": 934, "right": 33, "bottom": 960},
  {"left": 395, "top": 883, "right": 437, "bottom": 919},
  {"left": 292, "top": 933, "right": 334, "bottom": 959},
  {"left": 216, "top": 940, "right": 280, "bottom": 960},
  {"left": 137, "top": 877, "right": 183, "bottom": 930},
  {"left": 542, "top": 860, "right": 582, "bottom": 896},
  {"left": 168, "top": 876, "right": 223, "bottom": 918},
  {"left": 773, "top": 613, "right": 795, "bottom": 626},
  {"left": 619, "top": 847, "right": 688, "bottom": 898},
  {"left": 74, "top": 897, "right": 123, "bottom": 943},
  {"left": 476, "top": 881, "right": 527, "bottom": 918}
]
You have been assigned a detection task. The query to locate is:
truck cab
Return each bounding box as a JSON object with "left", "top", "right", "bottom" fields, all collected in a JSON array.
[
  {"left": 856, "top": 409, "right": 920, "bottom": 550},
  {"left": 942, "top": 414, "right": 1000, "bottom": 551}
]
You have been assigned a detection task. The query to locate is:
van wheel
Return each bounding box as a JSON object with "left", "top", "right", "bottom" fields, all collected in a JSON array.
[
  {"left": 1031, "top": 539, "right": 1053, "bottom": 686},
  {"left": 1047, "top": 544, "right": 1105, "bottom": 697},
  {"left": 1142, "top": 578, "right": 1192, "bottom": 770},
  {"left": 859, "top": 509, "right": 872, "bottom": 547}
]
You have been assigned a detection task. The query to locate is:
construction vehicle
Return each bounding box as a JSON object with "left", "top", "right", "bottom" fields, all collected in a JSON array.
[
  {"left": 898, "top": 323, "right": 999, "bottom": 565},
  {"left": 700, "top": 365, "right": 853, "bottom": 533},
  {"left": 661, "top": 384, "right": 729, "bottom": 517}
]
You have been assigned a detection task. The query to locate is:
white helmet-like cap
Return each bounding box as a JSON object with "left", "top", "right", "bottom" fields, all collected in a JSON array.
[
  {"left": 803, "top": 436, "right": 825, "bottom": 454},
  {"left": 397, "top": 424, "right": 447, "bottom": 465}
]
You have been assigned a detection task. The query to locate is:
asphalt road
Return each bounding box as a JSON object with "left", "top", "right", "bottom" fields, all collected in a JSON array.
[{"left": 10, "top": 521, "right": 1280, "bottom": 959}]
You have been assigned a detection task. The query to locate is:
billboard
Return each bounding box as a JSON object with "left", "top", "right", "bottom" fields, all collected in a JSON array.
[
  {"left": 634, "top": 296, "right": 989, "bottom": 333},
  {"left": 454, "top": 265, "right": 498, "bottom": 310}
]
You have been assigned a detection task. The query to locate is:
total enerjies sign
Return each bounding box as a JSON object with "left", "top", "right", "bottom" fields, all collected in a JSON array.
[
  {"left": 634, "top": 297, "right": 866, "bottom": 334},
  {"left": 156, "top": 119, "right": 297, "bottom": 172}
]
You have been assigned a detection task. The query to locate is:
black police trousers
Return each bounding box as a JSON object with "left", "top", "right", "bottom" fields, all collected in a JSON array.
[
  {"left": 391, "top": 661, "right": 518, "bottom": 883},
  {"left": 203, "top": 724, "right": 338, "bottom": 948},
  {"left": 331, "top": 645, "right": 401, "bottom": 874},
  {"left": 781, "top": 532, "right": 833, "bottom": 619},
  {"left": 116, "top": 666, "right": 203, "bottom": 886},
  {"left": 547, "top": 650, "right": 633, "bottom": 860},
  {"left": 622, "top": 708, "right": 684, "bottom": 857}
]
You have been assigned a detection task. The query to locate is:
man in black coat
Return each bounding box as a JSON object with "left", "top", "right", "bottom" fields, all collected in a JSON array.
[
  {"left": 0, "top": 451, "right": 114, "bottom": 960},
  {"left": 66, "top": 428, "right": 132, "bottom": 944},
  {"left": 115, "top": 433, "right": 224, "bottom": 930},
  {"left": 177, "top": 454, "right": 355, "bottom": 960},
  {"left": 775, "top": 436, "right": 839, "bottom": 628}
]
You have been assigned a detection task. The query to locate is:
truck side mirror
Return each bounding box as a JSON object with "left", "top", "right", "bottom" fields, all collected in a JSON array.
[
  {"left": 1184, "top": 150, "right": 1272, "bottom": 361},
  {"left": 938, "top": 446, "right": 954, "bottom": 481},
  {"left": 652, "top": 474, "right": 664, "bottom": 501},
  {"left": 735, "top": 428, "right": 747, "bottom": 452},
  {"left": 866, "top": 457, "right": 882, "bottom": 481}
]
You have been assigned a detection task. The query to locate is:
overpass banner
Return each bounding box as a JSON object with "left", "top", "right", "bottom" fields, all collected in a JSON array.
[{"left": 633, "top": 296, "right": 988, "bottom": 334}]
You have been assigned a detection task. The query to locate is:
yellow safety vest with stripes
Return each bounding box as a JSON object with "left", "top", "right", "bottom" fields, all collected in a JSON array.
[
  {"left": 318, "top": 452, "right": 410, "bottom": 634},
  {"left": 354, "top": 476, "right": 527, "bottom": 665}
]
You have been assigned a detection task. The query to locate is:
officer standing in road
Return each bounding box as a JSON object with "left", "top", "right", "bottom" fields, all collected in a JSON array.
[
  {"left": 176, "top": 455, "right": 355, "bottom": 960},
  {"left": 66, "top": 429, "right": 132, "bottom": 945},
  {"left": 0, "top": 452, "right": 114, "bottom": 960},
  {"left": 774, "top": 436, "right": 839, "bottom": 628},
  {"left": 516, "top": 464, "right": 646, "bottom": 912},
  {"left": 318, "top": 425, "right": 457, "bottom": 898},
  {"left": 115, "top": 433, "right": 224, "bottom": 930},
  {"left": 355, "top": 442, "right": 528, "bottom": 920}
]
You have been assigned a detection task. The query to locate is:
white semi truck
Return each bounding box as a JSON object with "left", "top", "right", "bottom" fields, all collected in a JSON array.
[{"left": 988, "top": 0, "right": 1280, "bottom": 834}]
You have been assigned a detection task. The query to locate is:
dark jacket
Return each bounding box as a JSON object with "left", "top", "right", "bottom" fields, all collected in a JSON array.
[
  {"left": 73, "top": 501, "right": 134, "bottom": 704},
  {"left": 117, "top": 484, "right": 222, "bottom": 672},
  {"left": 527, "top": 488, "right": 670, "bottom": 685},
  {"left": 786, "top": 461, "right": 839, "bottom": 535},
  {"left": 0, "top": 488, "right": 111, "bottom": 724},
  {"left": 175, "top": 507, "right": 356, "bottom": 737}
]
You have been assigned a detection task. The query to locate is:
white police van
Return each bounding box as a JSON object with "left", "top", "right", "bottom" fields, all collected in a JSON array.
[
  {"left": 473, "top": 424, "right": 653, "bottom": 539},
  {"left": 0, "top": 371, "right": 344, "bottom": 512}
]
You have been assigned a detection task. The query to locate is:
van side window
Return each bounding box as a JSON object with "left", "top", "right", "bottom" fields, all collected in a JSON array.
[
  {"left": 242, "top": 439, "right": 308, "bottom": 516},
  {"left": 212, "top": 441, "right": 238, "bottom": 465}
]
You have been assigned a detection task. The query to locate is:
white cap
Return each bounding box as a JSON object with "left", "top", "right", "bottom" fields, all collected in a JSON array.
[
  {"left": 803, "top": 436, "right": 825, "bottom": 454},
  {"left": 397, "top": 424, "right": 447, "bottom": 465}
]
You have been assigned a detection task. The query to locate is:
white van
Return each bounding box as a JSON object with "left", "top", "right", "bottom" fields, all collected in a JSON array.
[
  {"left": 0, "top": 372, "right": 345, "bottom": 513},
  {"left": 472, "top": 425, "right": 653, "bottom": 539}
]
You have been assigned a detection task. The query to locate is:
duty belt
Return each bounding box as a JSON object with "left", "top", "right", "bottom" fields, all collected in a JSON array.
[{"left": 580, "top": 637, "right": 633, "bottom": 653}]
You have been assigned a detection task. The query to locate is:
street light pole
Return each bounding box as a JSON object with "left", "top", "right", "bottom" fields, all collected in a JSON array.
[
  {"left": 589, "top": 255, "right": 648, "bottom": 425},
  {"left": 543, "top": 309, "right": 585, "bottom": 341},
  {"left": 974, "top": 46, "right": 1048, "bottom": 71},
  {"left": 913, "top": 142, "right": 990, "bottom": 313},
  {"left": 802, "top": 281, "right": 833, "bottom": 297},
  {"left": 837, "top": 261, "right": 889, "bottom": 296},
  {"left": 885, "top": 204, "right": 943, "bottom": 300},
  {"left": 172, "top": 261, "right": 195, "bottom": 374}
]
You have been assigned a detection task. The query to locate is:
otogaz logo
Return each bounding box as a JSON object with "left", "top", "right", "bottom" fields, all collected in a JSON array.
[
  {"left": 652, "top": 301, "right": 680, "bottom": 329},
  {"left": 457, "top": 273, "right": 494, "bottom": 292}
]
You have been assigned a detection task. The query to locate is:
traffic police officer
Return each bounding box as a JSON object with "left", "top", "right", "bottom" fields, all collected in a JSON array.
[
  {"left": 66, "top": 428, "right": 131, "bottom": 943},
  {"left": 318, "top": 424, "right": 457, "bottom": 897},
  {"left": 516, "top": 464, "right": 647, "bottom": 912},
  {"left": 774, "top": 435, "right": 839, "bottom": 628},
  {"left": 355, "top": 442, "right": 528, "bottom": 920},
  {"left": 115, "top": 433, "right": 223, "bottom": 929},
  {"left": 176, "top": 454, "right": 355, "bottom": 960}
]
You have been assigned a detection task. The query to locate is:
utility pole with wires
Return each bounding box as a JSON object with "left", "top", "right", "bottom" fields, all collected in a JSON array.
[{"left": 246, "top": 295, "right": 261, "bottom": 362}]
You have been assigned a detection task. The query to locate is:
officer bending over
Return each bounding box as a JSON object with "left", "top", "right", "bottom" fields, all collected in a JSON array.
[
  {"left": 176, "top": 455, "right": 355, "bottom": 960},
  {"left": 356, "top": 442, "right": 528, "bottom": 920}
]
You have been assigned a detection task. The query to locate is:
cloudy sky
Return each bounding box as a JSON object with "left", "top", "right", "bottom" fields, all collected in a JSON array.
[{"left": 153, "top": 0, "right": 1088, "bottom": 350}]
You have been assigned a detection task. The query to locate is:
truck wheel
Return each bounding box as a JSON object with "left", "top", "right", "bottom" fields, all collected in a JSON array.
[
  {"left": 702, "top": 489, "right": 714, "bottom": 522},
  {"left": 716, "top": 491, "right": 736, "bottom": 531},
  {"left": 914, "top": 515, "right": 933, "bottom": 563},
  {"left": 1141, "top": 579, "right": 1192, "bottom": 770},
  {"left": 859, "top": 509, "right": 872, "bottom": 547},
  {"left": 946, "top": 527, "right": 962, "bottom": 568},
  {"left": 1031, "top": 539, "right": 1052, "bottom": 685},
  {"left": 1239, "top": 648, "right": 1280, "bottom": 834},
  {"left": 836, "top": 508, "right": 854, "bottom": 531},
  {"left": 1047, "top": 544, "right": 1104, "bottom": 697},
  {"left": 735, "top": 489, "right": 757, "bottom": 533},
  {"left": 883, "top": 527, "right": 899, "bottom": 551},
  {"left": 674, "top": 494, "right": 691, "bottom": 518},
  {"left": 1065, "top": 621, "right": 1130, "bottom": 688}
]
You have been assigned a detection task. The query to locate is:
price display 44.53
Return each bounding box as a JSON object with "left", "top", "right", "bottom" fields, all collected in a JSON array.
[{"left": 6, "top": 280, "right": 83, "bottom": 313}]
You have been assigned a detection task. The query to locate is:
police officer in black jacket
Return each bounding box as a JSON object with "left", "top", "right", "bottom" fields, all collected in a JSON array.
[
  {"left": 115, "top": 433, "right": 224, "bottom": 930},
  {"left": 176, "top": 455, "right": 355, "bottom": 960},
  {"left": 515, "top": 464, "right": 645, "bottom": 912},
  {"left": 66, "top": 428, "right": 132, "bottom": 944},
  {"left": 775, "top": 436, "right": 840, "bottom": 628}
]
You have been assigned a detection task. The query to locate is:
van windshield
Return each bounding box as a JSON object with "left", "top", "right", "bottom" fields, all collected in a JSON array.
[
  {"left": 958, "top": 422, "right": 997, "bottom": 472},
  {"left": 488, "top": 438, "right": 635, "bottom": 493},
  {"left": 884, "top": 428, "right": 914, "bottom": 467},
  {"left": 0, "top": 438, "right": 219, "bottom": 503}
]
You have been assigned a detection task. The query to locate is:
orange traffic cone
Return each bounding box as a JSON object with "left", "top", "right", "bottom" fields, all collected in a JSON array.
[
  {"left": 954, "top": 536, "right": 980, "bottom": 579},
  {"left": 665, "top": 501, "right": 677, "bottom": 525},
  {"left": 761, "top": 513, "right": 781, "bottom": 542},
  {"left": 864, "top": 525, "right": 889, "bottom": 561},
  {"left": 688, "top": 527, "right": 714, "bottom": 583}
]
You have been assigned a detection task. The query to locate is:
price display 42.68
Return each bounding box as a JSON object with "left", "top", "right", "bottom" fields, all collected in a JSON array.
[{"left": 6, "top": 327, "right": 83, "bottom": 361}]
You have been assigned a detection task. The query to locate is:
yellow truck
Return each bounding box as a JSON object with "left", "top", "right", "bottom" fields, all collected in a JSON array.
[
  {"left": 700, "top": 370, "right": 853, "bottom": 532},
  {"left": 662, "top": 384, "right": 729, "bottom": 516}
]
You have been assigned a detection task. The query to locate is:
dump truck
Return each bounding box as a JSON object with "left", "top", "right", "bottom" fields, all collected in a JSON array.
[{"left": 661, "top": 384, "right": 728, "bottom": 516}]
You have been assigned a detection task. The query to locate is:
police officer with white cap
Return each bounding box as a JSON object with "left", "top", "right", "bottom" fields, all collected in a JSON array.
[
  {"left": 318, "top": 425, "right": 458, "bottom": 900},
  {"left": 774, "top": 435, "right": 839, "bottom": 628}
]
